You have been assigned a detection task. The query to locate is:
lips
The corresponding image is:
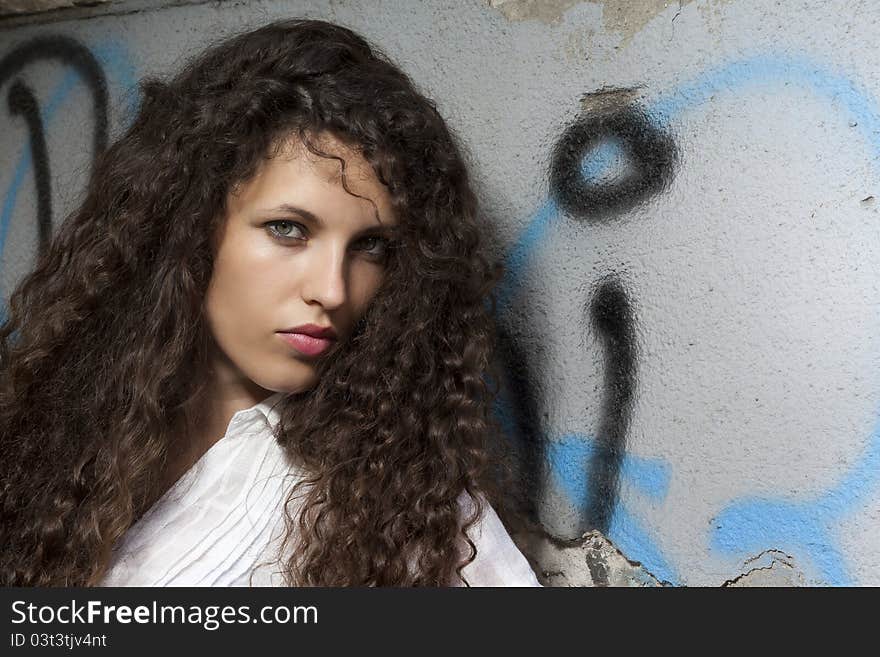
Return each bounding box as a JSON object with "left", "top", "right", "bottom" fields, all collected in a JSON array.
[
  {"left": 278, "top": 332, "right": 334, "bottom": 357},
  {"left": 280, "top": 323, "right": 338, "bottom": 339},
  {"left": 277, "top": 323, "right": 337, "bottom": 357}
]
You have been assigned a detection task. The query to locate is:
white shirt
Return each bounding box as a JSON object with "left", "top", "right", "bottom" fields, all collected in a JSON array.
[{"left": 100, "top": 392, "right": 541, "bottom": 587}]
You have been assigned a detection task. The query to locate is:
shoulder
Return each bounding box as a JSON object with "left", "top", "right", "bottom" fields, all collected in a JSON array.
[{"left": 456, "top": 493, "right": 542, "bottom": 587}]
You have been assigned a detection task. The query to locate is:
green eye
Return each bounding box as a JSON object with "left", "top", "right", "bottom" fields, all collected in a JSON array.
[{"left": 265, "top": 220, "right": 306, "bottom": 240}]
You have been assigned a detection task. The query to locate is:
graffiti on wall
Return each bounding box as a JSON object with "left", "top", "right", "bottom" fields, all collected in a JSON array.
[
  {"left": 494, "top": 93, "right": 681, "bottom": 584},
  {"left": 495, "top": 54, "right": 880, "bottom": 586},
  {"left": 1, "top": 35, "right": 134, "bottom": 321}
]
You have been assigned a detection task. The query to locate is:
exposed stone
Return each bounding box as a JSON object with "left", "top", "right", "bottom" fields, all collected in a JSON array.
[{"left": 512, "top": 527, "right": 665, "bottom": 586}]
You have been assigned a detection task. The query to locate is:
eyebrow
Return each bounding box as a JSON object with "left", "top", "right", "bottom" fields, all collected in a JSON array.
[{"left": 262, "top": 203, "right": 395, "bottom": 236}]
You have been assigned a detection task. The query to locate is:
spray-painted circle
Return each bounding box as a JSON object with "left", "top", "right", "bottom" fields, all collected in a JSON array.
[{"left": 549, "top": 105, "right": 677, "bottom": 221}]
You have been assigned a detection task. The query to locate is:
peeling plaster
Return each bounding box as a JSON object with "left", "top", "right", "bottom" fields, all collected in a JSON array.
[
  {"left": 596, "top": 0, "right": 695, "bottom": 42},
  {"left": 487, "top": 0, "right": 581, "bottom": 26},
  {"left": 579, "top": 85, "right": 642, "bottom": 112},
  {"left": 516, "top": 526, "right": 809, "bottom": 586},
  {"left": 512, "top": 528, "right": 665, "bottom": 586},
  {"left": 488, "top": 0, "right": 710, "bottom": 45}
]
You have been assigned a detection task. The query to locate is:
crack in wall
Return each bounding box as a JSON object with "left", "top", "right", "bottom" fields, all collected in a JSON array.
[{"left": 721, "top": 549, "right": 806, "bottom": 587}]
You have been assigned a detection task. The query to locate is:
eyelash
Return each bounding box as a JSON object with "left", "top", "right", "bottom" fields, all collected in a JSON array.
[
  {"left": 263, "top": 220, "right": 391, "bottom": 259},
  {"left": 264, "top": 220, "right": 307, "bottom": 241}
]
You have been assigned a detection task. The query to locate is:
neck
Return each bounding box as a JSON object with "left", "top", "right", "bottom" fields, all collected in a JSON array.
[
  {"left": 165, "top": 349, "right": 273, "bottom": 485},
  {"left": 188, "top": 347, "right": 274, "bottom": 450}
]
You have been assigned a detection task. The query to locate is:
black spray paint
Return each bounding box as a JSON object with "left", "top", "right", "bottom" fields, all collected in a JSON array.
[
  {"left": 497, "top": 101, "right": 676, "bottom": 541},
  {"left": 495, "top": 326, "right": 547, "bottom": 521},
  {"left": 583, "top": 275, "right": 638, "bottom": 533},
  {"left": 1, "top": 35, "right": 110, "bottom": 249},
  {"left": 8, "top": 81, "right": 52, "bottom": 255},
  {"left": 550, "top": 103, "right": 676, "bottom": 221}
]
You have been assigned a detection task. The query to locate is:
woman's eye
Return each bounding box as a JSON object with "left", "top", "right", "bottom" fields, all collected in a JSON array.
[
  {"left": 265, "top": 220, "right": 306, "bottom": 241},
  {"left": 354, "top": 236, "right": 390, "bottom": 259}
]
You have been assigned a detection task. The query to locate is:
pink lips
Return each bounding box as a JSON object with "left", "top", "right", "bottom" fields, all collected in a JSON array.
[{"left": 277, "top": 323, "right": 337, "bottom": 357}]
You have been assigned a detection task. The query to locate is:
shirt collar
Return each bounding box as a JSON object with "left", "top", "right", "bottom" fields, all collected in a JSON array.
[
  {"left": 225, "top": 390, "right": 287, "bottom": 436},
  {"left": 253, "top": 390, "right": 286, "bottom": 428}
]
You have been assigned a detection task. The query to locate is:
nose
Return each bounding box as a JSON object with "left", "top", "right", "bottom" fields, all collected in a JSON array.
[{"left": 300, "top": 241, "right": 347, "bottom": 310}]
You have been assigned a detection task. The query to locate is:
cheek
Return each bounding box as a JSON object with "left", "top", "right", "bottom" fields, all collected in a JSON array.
[
  {"left": 222, "top": 230, "right": 293, "bottom": 292},
  {"left": 204, "top": 245, "right": 321, "bottom": 393},
  {"left": 205, "top": 240, "right": 283, "bottom": 341}
]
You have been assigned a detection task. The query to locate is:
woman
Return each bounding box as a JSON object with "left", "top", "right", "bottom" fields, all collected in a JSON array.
[{"left": 0, "top": 19, "right": 540, "bottom": 587}]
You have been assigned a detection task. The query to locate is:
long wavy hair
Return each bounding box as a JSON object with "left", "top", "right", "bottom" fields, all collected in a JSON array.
[{"left": 0, "top": 19, "right": 511, "bottom": 586}]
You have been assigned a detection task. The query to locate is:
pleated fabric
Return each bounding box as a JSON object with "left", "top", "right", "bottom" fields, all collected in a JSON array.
[{"left": 100, "top": 393, "right": 541, "bottom": 587}]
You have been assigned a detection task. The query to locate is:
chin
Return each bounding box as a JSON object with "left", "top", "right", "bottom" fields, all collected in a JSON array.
[{"left": 256, "top": 370, "right": 318, "bottom": 395}]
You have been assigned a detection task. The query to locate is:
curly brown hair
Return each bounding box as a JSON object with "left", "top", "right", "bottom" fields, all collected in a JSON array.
[{"left": 0, "top": 19, "right": 511, "bottom": 586}]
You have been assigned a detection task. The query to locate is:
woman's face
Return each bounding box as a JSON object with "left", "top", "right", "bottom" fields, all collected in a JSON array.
[{"left": 204, "top": 134, "right": 397, "bottom": 398}]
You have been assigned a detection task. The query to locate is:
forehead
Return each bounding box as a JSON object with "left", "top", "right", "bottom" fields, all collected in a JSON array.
[{"left": 228, "top": 133, "right": 396, "bottom": 227}]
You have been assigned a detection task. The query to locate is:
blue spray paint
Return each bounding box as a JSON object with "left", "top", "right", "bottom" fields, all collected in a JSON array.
[
  {"left": 711, "top": 413, "right": 880, "bottom": 585},
  {"left": 651, "top": 55, "right": 880, "bottom": 584},
  {"left": 580, "top": 138, "right": 628, "bottom": 185},
  {"left": 495, "top": 199, "right": 559, "bottom": 313},
  {"left": 498, "top": 54, "right": 880, "bottom": 584},
  {"left": 546, "top": 433, "right": 678, "bottom": 583}
]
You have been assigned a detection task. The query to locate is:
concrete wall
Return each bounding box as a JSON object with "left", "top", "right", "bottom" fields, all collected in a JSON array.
[{"left": 3, "top": 0, "right": 880, "bottom": 586}]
